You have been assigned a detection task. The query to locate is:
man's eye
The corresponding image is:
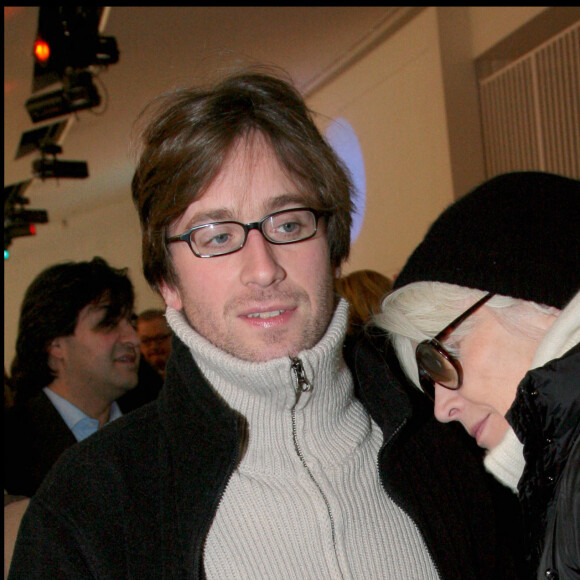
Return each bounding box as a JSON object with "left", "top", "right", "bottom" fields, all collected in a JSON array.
[
  {"left": 279, "top": 221, "right": 300, "bottom": 233},
  {"left": 195, "top": 224, "right": 241, "bottom": 250},
  {"left": 97, "top": 321, "right": 118, "bottom": 332},
  {"left": 209, "top": 233, "right": 232, "bottom": 246},
  {"left": 273, "top": 219, "right": 306, "bottom": 239},
  {"left": 198, "top": 231, "right": 233, "bottom": 248}
]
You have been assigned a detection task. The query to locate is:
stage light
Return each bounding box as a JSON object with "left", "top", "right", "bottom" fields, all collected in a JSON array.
[
  {"left": 34, "top": 37, "right": 51, "bottom": 63},
  {"left": 26, "top": 70, "right": 101, "bottom": 123},
  {"left": 33, "top": 157, "right": 89, "bottom": 180},
  {"left": 4, "top": 214, "right": 46, "bottom": 252},
  {"left": 4, "top": 181, "right": 49, "bottom": 252},
  {"left": 94, "top": 35, "right": 119, "bottom": 67},
  {"left": 6, "top": 221, "right": 38, "bottom": 238},
  {"left": 11, "top": 210, "right": 48, "bottom": 225},
  {"left": 16, "top": 121, "right": 69, "bottom": 160},
  {"left": 4, "top": 180, "right": 33, "bottom": 209},
  {"left": 32, "top": 7, "right": 119, "bottom": 93},
  {"left": 14, "top": 123, "right": 89, "bottom": 180}
]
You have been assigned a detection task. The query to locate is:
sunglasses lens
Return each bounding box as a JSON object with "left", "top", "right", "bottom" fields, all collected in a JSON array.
[
  {"left": 418, "top": 370, "right": 435, "bottom": 401},
  {"left": 416, "top": 343, "right": 459, "bottom": 388}
]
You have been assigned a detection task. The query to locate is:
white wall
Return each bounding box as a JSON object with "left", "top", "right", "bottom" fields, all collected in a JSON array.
[
  {"left": 3, "top": 6, "right": 548, "bottom": 370},
  {"left": 308, "top": 8, "right": 452, "bottom": 281},
  {"left": 468, "top": 6, "right": 547, "bottom": 57},
  {"left": 307, "top": 6, "right": 548, "bottom": 281}
]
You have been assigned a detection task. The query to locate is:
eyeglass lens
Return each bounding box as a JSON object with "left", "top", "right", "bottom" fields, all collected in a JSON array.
[
  {"left": 141, "top": 333, "right": 171, "bottom": 346},
  {"left": 416, "top": 342, "right": 459, "bottom": 388},
  {"left": 191, "top": 209, "right": 316, "bottom": 256},
  {"left": 414, "top": 293, "right": 493, "bottom": 398},
  {"left": 418, "top": 370, "right": 435, "bottom": 401}
]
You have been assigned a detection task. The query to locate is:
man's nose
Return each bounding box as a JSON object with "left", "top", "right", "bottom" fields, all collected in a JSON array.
[
  {"left": 119, "top": 319, "right": 140, "bottom": 347},
  {"left": 239, "top": 229, "right": 286, "bottom": 288}
]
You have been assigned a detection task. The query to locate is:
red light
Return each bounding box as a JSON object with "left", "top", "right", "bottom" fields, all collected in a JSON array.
[
  {"left": 29, "top": 224, "right": 37, "bottom": 235},
  {"left": 34, "top": 38, "right": 50, "bottom": 62}
]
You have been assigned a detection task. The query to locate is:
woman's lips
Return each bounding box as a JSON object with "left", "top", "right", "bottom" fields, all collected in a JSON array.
[{"left": 470, "top": 415, "right": 489, "bottom": 447}]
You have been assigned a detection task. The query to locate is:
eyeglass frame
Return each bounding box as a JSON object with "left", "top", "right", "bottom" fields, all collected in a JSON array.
[
  {"left": 165, "top": 207, "right": 330, "bottom": 258},
  {"left": 415, "top": 292, "right": 494, "bottom": 400},
  {"left": 139, "top": 332, "right": 172, "bottom": 347}
]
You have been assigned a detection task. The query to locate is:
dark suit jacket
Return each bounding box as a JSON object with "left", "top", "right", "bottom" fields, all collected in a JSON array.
[
  {"left": 4, "top": 391, "right": 77, "bottom": 497},
  {"left": 117, "top": 358, "right": 163, "bottom": 414}
]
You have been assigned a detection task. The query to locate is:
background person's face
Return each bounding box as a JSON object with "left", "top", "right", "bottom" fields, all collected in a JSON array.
[
  {"left": 54, "top": 303, "right": 140, "bottom": 402},
  {"left": 161, "top": 135, "right": 336, "bottom": 362},
  {"left": 137, "top": 317, "right": 172, "bottom": 373},
  {"left": 432, "top": 307, "right": 551, "bottom": 449}
]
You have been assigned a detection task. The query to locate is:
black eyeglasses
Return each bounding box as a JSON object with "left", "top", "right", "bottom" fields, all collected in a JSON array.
[
  {"left": 166, "top": 207, "right": 329, "bottom": 258},
  {"left": 415, "top": 292, "right": 493, "bottom": 400},
  {"left": 140, "top": 333, "right": 171, "bottom": 347}
]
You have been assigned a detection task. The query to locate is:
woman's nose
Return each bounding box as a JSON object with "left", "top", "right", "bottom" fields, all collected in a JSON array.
[{"left": 433, "top": 385, "right": 463, "bottom": 423}]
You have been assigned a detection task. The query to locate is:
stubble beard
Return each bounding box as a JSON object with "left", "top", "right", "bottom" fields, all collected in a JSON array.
[{"left": 184, "top": 282, "right": 336, "bottom": 363}]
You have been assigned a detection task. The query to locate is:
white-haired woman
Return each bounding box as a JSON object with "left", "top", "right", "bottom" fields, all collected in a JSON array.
[{"left": 375, "top": 171, "right": 579, "bottom": 580}]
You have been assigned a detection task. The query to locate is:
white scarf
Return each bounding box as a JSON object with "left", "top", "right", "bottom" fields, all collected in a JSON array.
[{"left": 484, "top": 291, "right": 580, "bottom": 492}]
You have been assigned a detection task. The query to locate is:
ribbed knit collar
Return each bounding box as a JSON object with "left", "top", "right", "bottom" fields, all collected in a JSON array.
[{"left": 165, "top": 299, "right": 373, "bottom": 474}]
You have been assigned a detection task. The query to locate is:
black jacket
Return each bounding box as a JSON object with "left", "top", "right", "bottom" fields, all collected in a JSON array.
[
  {"left": 507, "top": 343, "right": 580, "bottom": 579},
  {"left": 9, "top": 332, "right": 525, "bottom": 579},
  {"left": 4, "top": 369, "right": 161, "bottom": 498},
  {"left": 4, "top": 390, "right": 77, "bottom": 497}
]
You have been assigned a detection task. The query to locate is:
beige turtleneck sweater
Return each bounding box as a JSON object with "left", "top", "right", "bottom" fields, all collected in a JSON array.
[{"left": 166, "top": 299, "right": 438, "bottom": 579}]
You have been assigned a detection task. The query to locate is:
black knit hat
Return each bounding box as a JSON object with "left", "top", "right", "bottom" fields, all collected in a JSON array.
[{"left": 393, "top": 171, "right": 580, "bottom": 309}]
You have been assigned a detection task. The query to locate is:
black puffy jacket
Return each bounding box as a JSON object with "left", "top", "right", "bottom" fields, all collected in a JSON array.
[{"left": 507, "top": 343, "right": 580, "bottom": 579}]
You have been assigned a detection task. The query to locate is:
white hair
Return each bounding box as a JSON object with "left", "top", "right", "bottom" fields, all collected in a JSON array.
[{"left": 373, "top": 281, "right": 559, "bottom": 392}]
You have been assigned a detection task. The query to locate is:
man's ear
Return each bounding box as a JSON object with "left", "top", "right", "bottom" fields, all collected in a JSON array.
[
  {"left": 47, "top": 338, "right": 63, "bottom": 359},
  {"left": 160, "top": 281, "right": 183, "bottom": 311},
  {"left": 47, "top": 338, "right": 65, "bottom": 372}
]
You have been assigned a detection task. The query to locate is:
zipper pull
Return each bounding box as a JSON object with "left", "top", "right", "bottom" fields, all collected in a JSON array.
[{"left": 290, "top": 357, "right": 312, "bottom": 394}]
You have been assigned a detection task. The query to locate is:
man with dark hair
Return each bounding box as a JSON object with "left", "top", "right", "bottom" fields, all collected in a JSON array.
[
  {"left": 9, "top": 71, "right": 524, "bottom": 579},
  {"left": 114, "top": 309, "right": 168, "bottom": 413},
  {"left": 136, "top": 308, "right": 172, "bottom": 379},
  {"left": 4, "top": 256, "right": 140, "bottom": 497}
]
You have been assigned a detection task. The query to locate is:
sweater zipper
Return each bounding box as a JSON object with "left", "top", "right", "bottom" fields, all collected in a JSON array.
[{"left": 290, "top": 357, "right": 342, "bottom": 576}]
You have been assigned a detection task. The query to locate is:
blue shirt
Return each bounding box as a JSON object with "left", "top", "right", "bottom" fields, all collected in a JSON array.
[{"left": 43, "top": 387, "right": 123, "bottom": 442}]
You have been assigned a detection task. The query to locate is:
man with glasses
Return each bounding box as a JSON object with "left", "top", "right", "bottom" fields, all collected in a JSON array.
[
  {"left": 9, "top": 71, "right": 524, "bottom": 579},
  {"left": 136, "top": 309, "right": 173, "bottom": 379},
  {"left": 376, "top": 171, "right": 580, "bottom": 578}
]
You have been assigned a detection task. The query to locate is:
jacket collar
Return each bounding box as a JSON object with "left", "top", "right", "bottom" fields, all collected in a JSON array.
[
  {"left": 508, "top": 343, "right": 580, "bottom": 467},
  {"left": 158, "top": 336, "right": 241, "bottom": 578}
]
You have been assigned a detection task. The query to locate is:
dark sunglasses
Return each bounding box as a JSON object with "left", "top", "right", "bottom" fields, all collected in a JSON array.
[{"left": 415, "top": 292, "right": 494, "bottom": 401}]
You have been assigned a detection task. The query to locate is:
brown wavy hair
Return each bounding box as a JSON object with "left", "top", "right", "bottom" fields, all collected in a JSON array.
[{"left": 131, "top": 69, "right": 354, "bottom": 292}]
